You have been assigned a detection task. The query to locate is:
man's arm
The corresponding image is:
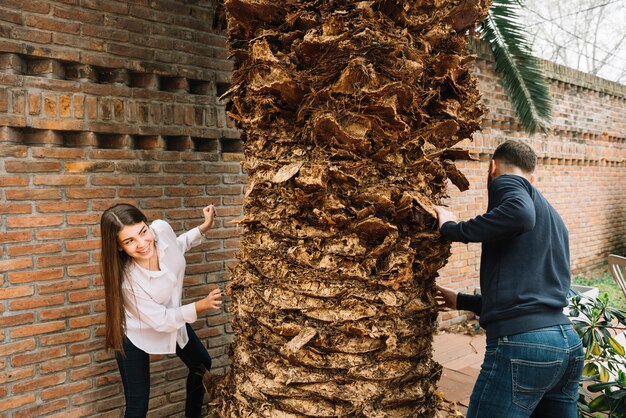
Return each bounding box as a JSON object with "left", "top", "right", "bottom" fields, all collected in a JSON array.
[
  {"left": 435, "top": 285, "right": 482, "bottom": 316},
  {"left": 436, "top": 177, "right": 536, "bottom": 243}
]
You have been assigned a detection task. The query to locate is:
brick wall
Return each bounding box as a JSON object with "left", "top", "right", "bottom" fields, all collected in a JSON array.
[{"left": 0, "top": 2, "right": 625, "bottom": 416}]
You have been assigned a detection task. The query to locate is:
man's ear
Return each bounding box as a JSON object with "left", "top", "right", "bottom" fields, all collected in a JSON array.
[
  {"left": 489, "top": 159, "right": 498, "bottom": 178},
  {"left": 529, "top": 174, "right": 536, "bottom": 185}
]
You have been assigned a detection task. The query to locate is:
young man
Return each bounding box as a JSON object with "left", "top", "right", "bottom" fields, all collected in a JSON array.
[{"left": 434, "top": 140, "right": 584, "bottom": 418}]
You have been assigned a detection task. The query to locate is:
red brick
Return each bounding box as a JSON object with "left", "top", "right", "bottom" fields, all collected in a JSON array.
[
  {"left": 163, "top": 163, "right": 203, "bottom": 173},
  {"left": 0, "top": 339, "right": 36, "bottom": 357},
  {"left": 0, "top": 312, "right": 35, "bottom": 328},
  {"left": 82, "top": 23, "right": 129, "bottom": 42},
  {"left": 59, "top": 94, "right": 71, "bottom": 117},
  {"left": 11, "top": 346, "right": 65, "bottom": 367},
  {"left": 36, "top": 227, "right": 87, "bottom": 240},
  {"left": 68, "top": 288, "right": 103, "bottom": 303},
  {"left": 13, "top": 399, "right": 68, "bottom": 418},
  {"left": 40, "top": 330, "right": 90, "bottom": 347},
  {"left": 7, "top": 215, "right": 63, "bottom": 228},
  {"left": 0, "top": 366, "right": 35, "bottom": 384},
  {"left": 52, "top": 5, "right": 104, "bottom": 25},
  {"left": 27, "top": 59, "right": 65, "bottom": 78},
  {"left": 12, "top": 372, "right": 66, "bottom": 394},
  {"left": 0, "top": 174, "right": 28, "bottom": 186},
  {"left": 8, "top": 242, "right": 61, "bottom": 257},
  {"left": 4, "top": 160, "right": 61, "bottom": 173},
  {"left": 33, "top": 175, "right": 87, "bottom": 186},
  {"left": 65, "top": 238, "right": 99, "bottom": 252},
  {"left": 40, "top": 304, "right": 91, "bottom": 321},
  {"left": 118, "top": 187, "right": 162, "bottom": 198},
  {"left": 11, "top": 27, "right": 52, "bottom": 44},
  {"left": 43, "top": 93, "right": 57, "bottom": 116},
  {"left": 74, "top": 94, "right": 84, "bottom": 118},
  {"left": 8, "top": 268, "right": 63, "bottom": 284},
  {"left": 69, "top": 314, "right": 104, "bottom": 328},
  {"left": 63, "top": 161, "right": 115, "bottom": 173},
  {"left": 37, "top": 253, "right": 89, "bottom": 268},
  {"left": 0, "top": 393, "right": 35, "bottom": 411},
  {"left": 91, "top": 175, "right": 135, "bottom": 186},
  {"left": 41, "top": 381, "right": 91, "bottom": 401},
  {"left": 111, "top": 41, "right": 155, "bottom": 59},
  {"left": 11, "top": 89, "right": 25, "bottom": 114},
  {"left": 41, "top": 354, "right": 90, "bottom": 374},
  {"left": 8, "top": 294, "right": 64, "bottom": 311},
  {"left": 27, "top": 93, "right": 41, "bottom": 115},
  {"left": 31, "top": 147, "right": 85, "bottom": 159},
  {"left": 25, "top": 15, "right": 80, "bottom": 34},
  {"left": 67, "top": 213, "right": 100, "bottom": 225},
  {"left": 38, "top": 278, "right": 90, "bottom": 295},
  {"left": 0, "top": 8, "right": 22, "bottom": 24},
  {"left": 89, "top": 147, "right": 134, "bottom": 160},
  {"left": 0, "top": 284, "right": 34, "bottom": 299},
  {"left": 65, "top": 188, "right": 116, "bottom": 199},
  {"left": 46, "top": 404, "right": 97, "bottom": 418},
  {"left": 0, "top": 203, "right": 32, "bottom": 214},
  {"left": 2, "top": 0, "right": 50, "bottom": 13},
  {"left": 36, "top": 201, "right": 88, "bottom": 213},
  {"left": 67, "top": 265, "right": 99, "bottom": 277},
  {"left": 28, "top": 119, "right": 84, "bottom": 131},
  {"left": 85, "top": 95, "right": 98, "bottom": 119},
  {"left": 0, "top": 257, "right": 32, "bottom": 272},
  {"left": 0, "top": 89, "right": 9, "bottom": 115},
  {"left": 22, "top": 76, "right": 80, "bottom": 92},
  {"left": 5, "top": 189, "right": 61, "bottom": 201},
  {"left": 69, "top": 361, "right": 118, "bottom": 381}
]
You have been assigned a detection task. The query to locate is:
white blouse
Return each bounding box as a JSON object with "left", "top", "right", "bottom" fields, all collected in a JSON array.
[{"left": 121, "top": 219, "right": 203, "bottom": 354}]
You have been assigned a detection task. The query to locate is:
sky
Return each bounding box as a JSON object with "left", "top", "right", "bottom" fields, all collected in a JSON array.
[{"left": 521, "top": 0, "right": 626, "bottom": 84}]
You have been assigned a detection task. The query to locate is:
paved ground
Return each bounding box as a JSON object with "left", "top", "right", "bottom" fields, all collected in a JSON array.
[{"left": 433, "top": 328, "right": 486, "bottom": 416}]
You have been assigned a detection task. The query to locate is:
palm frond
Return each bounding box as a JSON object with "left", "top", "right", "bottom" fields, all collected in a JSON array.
[{"left": 480, "top": 0, "right": 552, "bottom": 134}]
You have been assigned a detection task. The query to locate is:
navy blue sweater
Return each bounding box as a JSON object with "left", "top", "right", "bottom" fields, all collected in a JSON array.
[{"left": 441, "top": 174, "right": 571, "bottom": 340}]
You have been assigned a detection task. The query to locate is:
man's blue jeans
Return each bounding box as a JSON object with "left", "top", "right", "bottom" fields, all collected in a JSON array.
[{"left": 467, "top": 324, "right": 584, "bottom": 418}]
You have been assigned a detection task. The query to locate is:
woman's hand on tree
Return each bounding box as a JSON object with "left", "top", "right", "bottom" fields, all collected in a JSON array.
[{"left": 195, "top": 288, "right": 223, "bottom": 314}]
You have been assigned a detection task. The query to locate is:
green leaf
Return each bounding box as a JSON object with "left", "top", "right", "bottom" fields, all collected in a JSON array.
[
  {"left": 589, "top": 394, "right": 610, "bottom": 411},
  {"left": 583, "top": 363, "right": 598, "bottom": 377},
  {"left": 478, "top": 0, "right": 552, "bottom": 134},
  {"left": 587, "top": 381, "right": 618, "bottom": 392},
  {"left": 607, "top": 335, "right": 626, "bottom": 356},
  {"left": 599, "top": 366, "right": 610, "bottom": 382},
  {"left": 612, "top": 309, "right": 626, "bottom": 325}
]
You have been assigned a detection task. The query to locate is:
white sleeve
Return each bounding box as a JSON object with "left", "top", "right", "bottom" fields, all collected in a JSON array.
[
  {"left": 152, "top": 219, "right": 202, "bottom": 254},
  {"left": 175, "top": 226, "right": 203, "bottom": 253},
  {"left": 123, "top": 284, "right": 197, "bottom": 333}
]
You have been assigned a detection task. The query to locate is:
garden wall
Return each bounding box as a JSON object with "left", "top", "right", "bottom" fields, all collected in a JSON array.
[{"left": 0, "top": 2, "right": 625, "bottom": 416}]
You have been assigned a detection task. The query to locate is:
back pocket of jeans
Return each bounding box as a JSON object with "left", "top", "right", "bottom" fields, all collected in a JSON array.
[
  {"left": 561, "top": 355, "right": 584, "bottom": 401},
  {"left": 512, "top": 359, "right": 562, "bottom": 410}
]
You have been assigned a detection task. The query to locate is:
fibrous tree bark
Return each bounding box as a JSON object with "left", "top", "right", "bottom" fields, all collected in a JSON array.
[{"left": 215, "top": 1, "right": 489, "bottom": 416}]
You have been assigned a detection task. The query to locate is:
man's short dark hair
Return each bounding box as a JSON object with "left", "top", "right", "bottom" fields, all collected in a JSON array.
[{"left": 492, "top": 140, "right": 537, "bottom": 173}]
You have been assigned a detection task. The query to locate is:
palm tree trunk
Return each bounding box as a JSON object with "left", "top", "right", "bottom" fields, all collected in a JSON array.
[{"left": 216, "top": 1, "right": 489, "bottom": 416}]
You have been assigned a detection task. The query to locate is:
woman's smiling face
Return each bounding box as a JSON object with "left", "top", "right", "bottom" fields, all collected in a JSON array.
[{"left": 117, "top": 222, "right": 155, "bottom": 262}]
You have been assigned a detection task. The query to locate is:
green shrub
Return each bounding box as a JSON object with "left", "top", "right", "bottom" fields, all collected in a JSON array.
[{"left": 569, "top": 292, "right": 626, "bottom": 417}]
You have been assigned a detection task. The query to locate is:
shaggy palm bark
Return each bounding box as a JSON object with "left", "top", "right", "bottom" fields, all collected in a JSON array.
[{"left": 216, "top": 1, "right": 489, "bottom": 416}]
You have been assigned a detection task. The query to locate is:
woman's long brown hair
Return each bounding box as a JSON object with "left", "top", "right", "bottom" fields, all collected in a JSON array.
[{"left": 100, "top": 204, "right": 147, "bottom": 353}]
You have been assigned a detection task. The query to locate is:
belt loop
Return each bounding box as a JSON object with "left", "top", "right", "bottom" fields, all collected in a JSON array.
[{"left": 559, "top": 324, "right": 567, "bottom": 341}]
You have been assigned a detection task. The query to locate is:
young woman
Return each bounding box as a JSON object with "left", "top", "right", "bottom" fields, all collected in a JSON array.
[{"left": 100, "top": 203, "right": 223, "bottom": 418}]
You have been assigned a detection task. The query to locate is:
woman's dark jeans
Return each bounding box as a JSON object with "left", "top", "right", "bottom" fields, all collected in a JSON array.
[{"left": 115, "top": 324, "right": 212, "bottom": 418}]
